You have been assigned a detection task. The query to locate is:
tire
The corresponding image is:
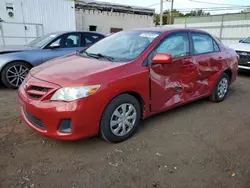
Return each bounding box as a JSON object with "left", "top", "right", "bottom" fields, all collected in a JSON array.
[
  {"left": 209, "top": 73, "right": 230, "bottom": 102},
  {"left": 100, "top": 94, "right": 141, "bottom": 143},
  {"left": 1, "top": 61, "right": 32, "bottom": 89}
]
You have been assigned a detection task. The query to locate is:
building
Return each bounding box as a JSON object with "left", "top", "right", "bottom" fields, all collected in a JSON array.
[
  {"left": 0, "top": 0, "right": 75, "bottom": 46},
  {"left": 171, "top": 12, "right": 250, "bottom": 45},
  {"left": 75, "top": 0, "right": 155, "bottom": 33},
  {"left": 0, "top": 0, "right": 154, "bottom": 46}
]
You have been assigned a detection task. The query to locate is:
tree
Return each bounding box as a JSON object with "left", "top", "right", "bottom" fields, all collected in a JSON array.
[
  {"left": 154, "top": 9, "right": 210, "bottom": 25},
  {"left": 154, "top": 9, "right": 184, "bottom": 25},
  {"left": 185, "top": 9, "right": 210, "bottom": 17}
]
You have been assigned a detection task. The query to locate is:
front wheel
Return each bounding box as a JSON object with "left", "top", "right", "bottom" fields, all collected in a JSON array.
[
  {"left": 1, "top": 61, "right": 31, "bottom": 89},
  {"left": 100, "top": 94, "right": 141, "bottom": 143},
  {"left": 209, "top": 73, "right": 229, "bottom": 102}
]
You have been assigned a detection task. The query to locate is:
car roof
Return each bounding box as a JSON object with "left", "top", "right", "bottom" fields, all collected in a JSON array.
[
  {"left": 132, "top": 27, "right": 208, "bottom": 34},
  {"left": 47, "top": 31, "right": 106, "bottom": 36}
]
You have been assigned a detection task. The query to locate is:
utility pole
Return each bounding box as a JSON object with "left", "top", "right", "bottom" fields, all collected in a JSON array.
[
  {"left": 160, "top": 0, "right": 163, "bottom": 26},
  {"left": 170, "top": 0, "right": 174, "bottom": 24}
]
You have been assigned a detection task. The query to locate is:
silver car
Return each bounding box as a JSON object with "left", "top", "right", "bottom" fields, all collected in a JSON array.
[{"left": 0, "top": 31, "right": 105, "bottom": 89}]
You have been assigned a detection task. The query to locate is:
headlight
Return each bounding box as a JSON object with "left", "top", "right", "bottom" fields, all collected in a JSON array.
[{"left": 50, "top": 85, "right": 101, "bottom": 101}]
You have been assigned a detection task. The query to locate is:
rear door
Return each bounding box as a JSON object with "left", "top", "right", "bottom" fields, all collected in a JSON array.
[
  {"left": 190, "top": 32, "right": 223, "bottom": 93},
  {"left": 149, "top": 32, "right": 199, "bottom": 112}
]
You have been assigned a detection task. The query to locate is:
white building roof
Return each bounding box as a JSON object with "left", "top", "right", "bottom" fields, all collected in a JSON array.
[{"left": 75, "top": 0, "right": 155, "bottom": 16}]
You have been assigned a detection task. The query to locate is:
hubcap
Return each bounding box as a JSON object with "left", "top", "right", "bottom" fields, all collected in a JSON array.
[
  {"left": 110, "top": 103, "right": 137, "bottom": 137},
  {"left": 217, "top": 77, "right": 228, "bottom": 99},
  {"left": 6, "top": 65, "right": 29, "bottom": 87}
]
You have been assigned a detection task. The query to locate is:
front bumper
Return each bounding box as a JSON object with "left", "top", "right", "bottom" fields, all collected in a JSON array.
[
  {"left": 18, "top": 78, "right": 104, "bottom": 140},
  {"left": 238, "top": 65, "right": 250, "bottom": 70}
]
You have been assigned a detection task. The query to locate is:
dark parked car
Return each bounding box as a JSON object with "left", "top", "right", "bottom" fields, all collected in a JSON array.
[
  {"left": 230, "top": 36, "right": 250, "bottom": 71},
  {"left": 0, "top": 31, "right": 105, "bottom": 89},
  {"left": 19, "top": 28, "right": 238, "bottom": 143}
]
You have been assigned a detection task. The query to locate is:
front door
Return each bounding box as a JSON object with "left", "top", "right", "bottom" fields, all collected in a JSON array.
[{"left": 149, "top": 32, "right": 199, "bottom": 112}]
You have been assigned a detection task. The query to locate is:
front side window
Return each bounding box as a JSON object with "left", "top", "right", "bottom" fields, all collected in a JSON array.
[
  {"left": 155, "top": 32, "right": 190, "bottom": 58},
  {"left": 28, "top": 33, "right": 58, "bottom": 48},
  {"left": 48, "top": 33, "right": 81, "bottom": 48},
  {"left": 242, "top": 36, "right": 250, "bottom": 44},
  {"left": 84, "top": 31, "right": 161, "bottom": 62},
  {"left": 192, "top": 33, "right": 219, "bottom": 55},
  {"left": 49, "top": 38, "right": 61, "bottom": 47},
  {"left": 64, "top": 34, "right": 81, "bottom": 48}
]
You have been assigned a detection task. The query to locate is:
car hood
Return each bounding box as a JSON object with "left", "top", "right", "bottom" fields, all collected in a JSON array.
[
  {"left": 0, "top": 45, "right": 38, "bottom": 54},
  {"left": 30, "top": 54, "right": 127, "bottom": 87},
  {"left": 229, "top": 43, "right": 250, "bottom": 52}
]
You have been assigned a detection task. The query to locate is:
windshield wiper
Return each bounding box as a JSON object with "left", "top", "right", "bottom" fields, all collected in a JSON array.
[
  {"left": 95, "top": 53, "right": 114, "bottom": 62},
  {"left": 78, "top": 51, "right": 98, "bottom": 59},
  {"left": 79, "top": 52, "right": 114, "bottom": 62}
]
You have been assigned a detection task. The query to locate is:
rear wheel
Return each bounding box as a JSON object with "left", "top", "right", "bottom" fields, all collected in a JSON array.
[
  {"left": 209, "top": 73, "right": 229, "bottom": 102},
  {"left": 100, "top": 94, "right": 141, "bottom": 143},
  {"left": 1, "top": 61, "right": 31, "bottom": 89}
]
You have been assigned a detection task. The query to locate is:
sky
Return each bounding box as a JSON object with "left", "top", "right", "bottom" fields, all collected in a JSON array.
[{"left": 96, "top": 0, "right": 250, "bottom": 14}]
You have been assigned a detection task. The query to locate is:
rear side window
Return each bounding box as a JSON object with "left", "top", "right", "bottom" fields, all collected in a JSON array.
[
  {"left": 155, "top": 32, "right": 190, "bottom": 58},
  {"left": 213, "top": 40, "right": 220, "bottom": 52},
  {"left": 84, "top": 33, "right": 104, "bottom": 46},
  {"left": 191, "top": 33, "right": 220, "bottom": 55},
  {"left": 65, "top": 34, "right": 81, "bottom": 47}
]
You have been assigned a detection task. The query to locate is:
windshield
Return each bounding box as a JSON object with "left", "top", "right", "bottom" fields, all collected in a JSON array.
[
  {"left": 84, "top": 31, "right": 161, "bottom": 62},
  {"left": 242, "top": 37, "right": 250, "bottom": 44},
  {"left": 27, "top": 33, "right": 58, "bottom": 47}
]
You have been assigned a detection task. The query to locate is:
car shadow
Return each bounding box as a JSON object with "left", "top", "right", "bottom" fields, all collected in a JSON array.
[
  {"left": 0, "top": 83, "right": 13, "bottom": 90},
  {"left": 238, "top": 70, "right": 250, "bottom": 77},
  {"left": 44, "top": 84, "right": 239, "bottom": 147},
  {"left": 139, "top": 98, "right": 209, "bottom": 131},
  {"left": 0, "top": 83, "right": 6, "bottom": 89}
]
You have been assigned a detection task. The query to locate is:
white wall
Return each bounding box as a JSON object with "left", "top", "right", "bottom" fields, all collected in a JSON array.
[
  {"left": 171, "top": 16, "right": 250, "bottom": 46},
  {"left": 21, "top": 0, "right": 75, "bottom": 34},
  {"left": 76, "top": 9, "right": 154, "bottom": 34},
  {"left": 0, "top": 0, "right": 23, "bottom": 22},
  {"left": 0, "top": 0, "right": 76, "bottom": 46}
]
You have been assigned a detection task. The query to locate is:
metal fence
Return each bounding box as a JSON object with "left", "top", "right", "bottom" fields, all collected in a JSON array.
[
  {"left": 167, "top": 13, "right": 250, "bottom": 46},
  {"left": 0, "top": 21, "right": 44, "bottom": 46}
]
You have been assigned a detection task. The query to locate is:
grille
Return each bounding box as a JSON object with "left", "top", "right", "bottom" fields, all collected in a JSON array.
[
  {"left": 26, "top": 85, "right": 51, "bottom": 99},
  {"left": 29, "top": 94, "right": 42, "bottom": 99},
  {"left": 30, "top": 86, "right": 50, "bottom": 92},
  {"left": 24, "top": 111, "right": 46, "bottom": 130},
  {"left": 236, "top": 51, "right": 250, "bottom": 66}
]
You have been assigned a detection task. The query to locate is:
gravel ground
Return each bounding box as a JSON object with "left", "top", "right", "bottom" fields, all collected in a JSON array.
[{"left": 1, "top": 73, "right": 250, "bottom": 188}]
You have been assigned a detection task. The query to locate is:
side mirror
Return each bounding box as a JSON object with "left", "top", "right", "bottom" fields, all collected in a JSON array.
[
  {"left": 49, "top": 43, "right": 60, "bottom": 49},
  {"left": 152, "top": 53, "right": 173, "bottom": 64},
  {"left": 239, "top": 39, "right": 243, "bottom": 43}
]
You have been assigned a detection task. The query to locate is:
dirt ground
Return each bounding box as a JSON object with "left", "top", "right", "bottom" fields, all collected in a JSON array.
[{"left": 1, "top": 73, "right": 250, "bottom": 188}]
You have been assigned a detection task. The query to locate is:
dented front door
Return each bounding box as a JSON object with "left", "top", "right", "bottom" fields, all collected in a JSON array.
[
  {"left": 149, "top": 32, "right": 199, "bottom": 112},
  {"left": 150, "top": 56, "right": 198, "bottom": 112}
]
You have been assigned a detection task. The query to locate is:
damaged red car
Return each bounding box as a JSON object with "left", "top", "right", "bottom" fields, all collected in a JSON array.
[{"left": 18, "top": 28, "right": 238, "bottom": 143}]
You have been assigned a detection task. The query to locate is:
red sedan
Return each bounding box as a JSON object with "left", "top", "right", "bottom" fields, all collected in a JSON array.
[{"left": 18, "top": 28, "right": 238, "bottom": 143}]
